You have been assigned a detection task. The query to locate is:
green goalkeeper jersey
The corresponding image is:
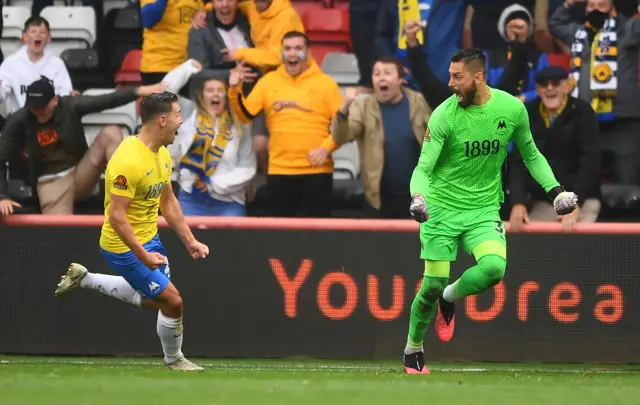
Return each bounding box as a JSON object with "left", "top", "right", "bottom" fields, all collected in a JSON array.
[{"left": 410, "top": 87, "right": 560, "bottom": 211}]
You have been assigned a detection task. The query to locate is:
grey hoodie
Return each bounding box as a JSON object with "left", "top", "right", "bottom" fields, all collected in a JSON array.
[{"left": 549, "top": 4, "right": 640, "bottom": 120}]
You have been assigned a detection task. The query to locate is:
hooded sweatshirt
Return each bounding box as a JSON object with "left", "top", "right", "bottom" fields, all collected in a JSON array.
[
  {"left": 228, "top": 60, "right": 343, "bottom": 175},
  {"left": 0, "top": 45, "right": 73, "bottom": 113},
  {"left": 207, "top": 0, "right": 305, "bottom": 70}
]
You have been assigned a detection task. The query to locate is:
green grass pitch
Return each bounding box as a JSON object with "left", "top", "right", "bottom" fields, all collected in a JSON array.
[{"left": 1, "top": 356, "right": 640, "bottom": 405}]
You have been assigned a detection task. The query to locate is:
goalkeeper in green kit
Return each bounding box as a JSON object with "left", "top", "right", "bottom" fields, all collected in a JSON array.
[{"left": 403, "top": 49, "right": 578, "bottom": 375}]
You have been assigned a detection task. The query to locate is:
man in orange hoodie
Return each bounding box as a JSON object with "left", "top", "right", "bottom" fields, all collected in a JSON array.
[
  {"left": 202, "top": 0, "right": 305, "bottom": 72},
  {"left": 228, "top": 31, "right": 343, "bottom": 217}
]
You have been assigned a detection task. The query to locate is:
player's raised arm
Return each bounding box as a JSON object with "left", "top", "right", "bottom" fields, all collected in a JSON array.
[
  {"left": 408, "top": 106, "right": 448, "bottom": 222},
  {"left": 159, "top": 182, "right": 209, "bottom": 260},
  {"left": 512, "top": 103, "right": 578, "bottom": 214}
]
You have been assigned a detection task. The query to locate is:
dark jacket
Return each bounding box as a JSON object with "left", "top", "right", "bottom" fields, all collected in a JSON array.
[
  {"left": 549, "top": 5, "right": 640, "bottom": 120},
  {"left": 508, "top": 96, "right": 602, "bottom": 206},
  {"left": 0, "top": 88, "right": 139, "bottom": 203},
  {"left": 187, "top": 11, "right": 254, "bottom": 83}
]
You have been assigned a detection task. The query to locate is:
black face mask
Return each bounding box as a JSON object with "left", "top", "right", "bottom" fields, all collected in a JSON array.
[{"left": 586, "top": 10, "right": 608, "bottom": 30}]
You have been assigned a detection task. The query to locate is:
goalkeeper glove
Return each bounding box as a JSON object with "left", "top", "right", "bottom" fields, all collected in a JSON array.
[
  {"left": 553, "top": 191, "right": 578, "bottom": 215},
  {"left": 409, "top": 193, "right": 428, "bottom": 223}
]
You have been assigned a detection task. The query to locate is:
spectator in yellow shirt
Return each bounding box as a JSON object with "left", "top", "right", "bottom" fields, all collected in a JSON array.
[
  {"left": 228, "top": 31, "right": 343, "bottom": 217},
  {"left": 140, "top": 0, "right": 205, "bottom": 85},
  {"left": 204, "top": 0, "right": 305, "bottom": 72}
]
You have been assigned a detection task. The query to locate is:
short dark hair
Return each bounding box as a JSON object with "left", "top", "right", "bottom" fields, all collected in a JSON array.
[
  {"left": 451, "top": 48, "right": 487, "bottom": 75},
  {"left": 139, "top": 91, "right": 178, "bottom": 125},
  {"left": 373, "top": 56, "right": 405, "bottom": 78},
  {"left": 24, "top": 16, "right": 50, "bottom": 32},
  {"left": 282, "top": 31, "right": 310, "bottom": 47}
]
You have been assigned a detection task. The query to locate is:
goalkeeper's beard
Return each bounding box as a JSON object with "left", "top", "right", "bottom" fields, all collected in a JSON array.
[{"left": 453, "top": 83, "right": 477, "bottom": 108}]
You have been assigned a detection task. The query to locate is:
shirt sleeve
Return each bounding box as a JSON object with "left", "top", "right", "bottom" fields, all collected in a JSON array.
[
  {"left": 234, "top": 11, "right": 304, "bottom": 69},
  {"left": 53, "top": 59, "right": 73, "bottom": 96},
  {"left": 107, "top": 155, "right": 142, "bottom": 199},
  {"left": 228, "top": 78, "right": 266, "bottom": 123},
  {"left": 512, "top": 102, "right": 560, "bottom": 193},
  {"left": 0, "top": 59, "right": 14, "bottom": 103},
  {"left": 409, "top": 105, "right": 448, "bottom": 196},
  {"left": 320, "top": 78, "right": 343, "bottom": 152}
]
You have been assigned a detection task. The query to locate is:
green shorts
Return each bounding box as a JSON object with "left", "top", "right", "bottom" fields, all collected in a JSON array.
[{"left": 420, "top": 205, "right": 507, "bottom": 262}]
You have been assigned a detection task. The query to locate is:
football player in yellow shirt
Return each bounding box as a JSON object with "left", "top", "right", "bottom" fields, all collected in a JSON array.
[{"left": 54, "top": 91, "right": 209, "bottom": 371}]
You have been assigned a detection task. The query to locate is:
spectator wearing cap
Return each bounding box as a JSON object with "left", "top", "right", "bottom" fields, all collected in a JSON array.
[
  {"left": 508, "top": 65, "right": 602, "bottom": 233},
  {"left": 485, "top": 4, "right": 550, "bottom": 103},
  {"left": 0, "top": 79, "right": 164, "bottom": 215},
  {"left": 550, "top": 0, "right": 640, "bottom": 184}
]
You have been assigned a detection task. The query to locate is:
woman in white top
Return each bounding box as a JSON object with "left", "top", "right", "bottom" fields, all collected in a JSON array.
[{"left": 171, "top": 76, "right": 256, "bottom": 216}]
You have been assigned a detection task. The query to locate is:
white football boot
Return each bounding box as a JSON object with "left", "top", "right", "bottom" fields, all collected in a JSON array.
[
  {"left": 55, "top": 263, "right": 88, "bottom": 297},
  {"left": 165, "top": 357, "right": 204, "bottom": 371}
]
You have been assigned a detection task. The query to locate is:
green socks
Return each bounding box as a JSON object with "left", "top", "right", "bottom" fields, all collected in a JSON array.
[{"left": 405, "top": 275, "right": 448, "bottom": 353}]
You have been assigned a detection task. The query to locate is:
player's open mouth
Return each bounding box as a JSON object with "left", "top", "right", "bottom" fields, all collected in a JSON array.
[
  {"left": 456, "top": 94, "right": 463, "bottom": 102},
  {"left": 34, "top": 40, "right": 43, "bottom": 46}
]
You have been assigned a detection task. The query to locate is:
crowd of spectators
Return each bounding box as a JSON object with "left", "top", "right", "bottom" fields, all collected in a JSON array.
[{"left": 0, "top": 0, "right": 638, "bottom": 227}]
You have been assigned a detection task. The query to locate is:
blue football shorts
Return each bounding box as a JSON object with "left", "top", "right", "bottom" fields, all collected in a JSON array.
[{"left": 100, "top": 234, "right": 171, "bottom": 299}]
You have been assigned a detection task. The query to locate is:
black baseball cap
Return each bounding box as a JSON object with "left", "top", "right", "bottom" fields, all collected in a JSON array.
[
  {"left": 535, "top": 66, "right": 569, "bottom": 85},
  {"left": 25, "top": 78, "right": 55, "bottom": 108}
]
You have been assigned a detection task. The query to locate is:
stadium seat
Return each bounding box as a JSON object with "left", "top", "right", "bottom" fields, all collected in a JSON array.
[
  {"left": 304, "top": 8, "right": 350, "bottom": 48},
  {"left": 1, "top": 6, "right": 31, "bottom": 57},
  {"left": 310, "top": 44, "right": 348, "bottom": 66},
  {"left": 113, "top": 6, "right": 142, "bottom": 30},
  {"left": 95, "top": 7, "right": 143, "bottom": 79},
  {"left": 40, "top": 6, "right": 97, "bottom": 56},
  {"left": 332, "top": 141, "right": 360, "bottom": 180},
  {"left": 60, "top": 48, "right": 111, "bottom": 92},
  {"left": 321, "top": 52, "right": 359, "bottom": 85},
  {"left": 332, "top": 0, "right": 349, "bottom": 10},
  {"left": 114, "top": 49, "right": 142, "bottom": 87},
  {"left": 292, "top": 1, "right": 324, "bottom": 20},
  {"left": 81, "top": 88, "right": 137, "bottom": 145}
]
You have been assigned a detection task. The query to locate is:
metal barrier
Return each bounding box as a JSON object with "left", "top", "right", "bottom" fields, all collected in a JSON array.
[{"left": 0, "top": 215, "right": 638, "bottom": 363}]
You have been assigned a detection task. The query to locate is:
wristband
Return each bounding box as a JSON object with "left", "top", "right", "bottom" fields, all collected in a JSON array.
[{"left": 547, "top": 186, "right": 564, "bottom": 200}]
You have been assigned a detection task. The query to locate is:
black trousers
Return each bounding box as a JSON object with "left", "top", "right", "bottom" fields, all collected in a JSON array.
[
  {"left": 266, "top": 174, "right": 333, "bottom": 218},
  {"left": 365, "top": 194, "right": 412, "bottom": 219},
  {"left": 349, "top": 11, "right": 377, "bottom": 88},
  {"left": 600, "top": 119, "right": 640, "bottom": 185}
]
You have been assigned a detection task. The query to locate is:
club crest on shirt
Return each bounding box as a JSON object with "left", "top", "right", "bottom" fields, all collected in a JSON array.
[
  {"left": 495, "top": 117, "right": 508, "bottom": 134},
  {"left": 424, "top": 127, "right": 430, "bottom": 142},
  {"left": 114, "top": 175, "right": 128, "bottom": 190}
]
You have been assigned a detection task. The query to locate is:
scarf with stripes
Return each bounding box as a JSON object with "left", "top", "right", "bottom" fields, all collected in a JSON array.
[
  {"left": 570, "top": 17, "right": 617, "bottom": 122},
  {"left": 179, "top": 111, "right": 233, "bottom": 191}
]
